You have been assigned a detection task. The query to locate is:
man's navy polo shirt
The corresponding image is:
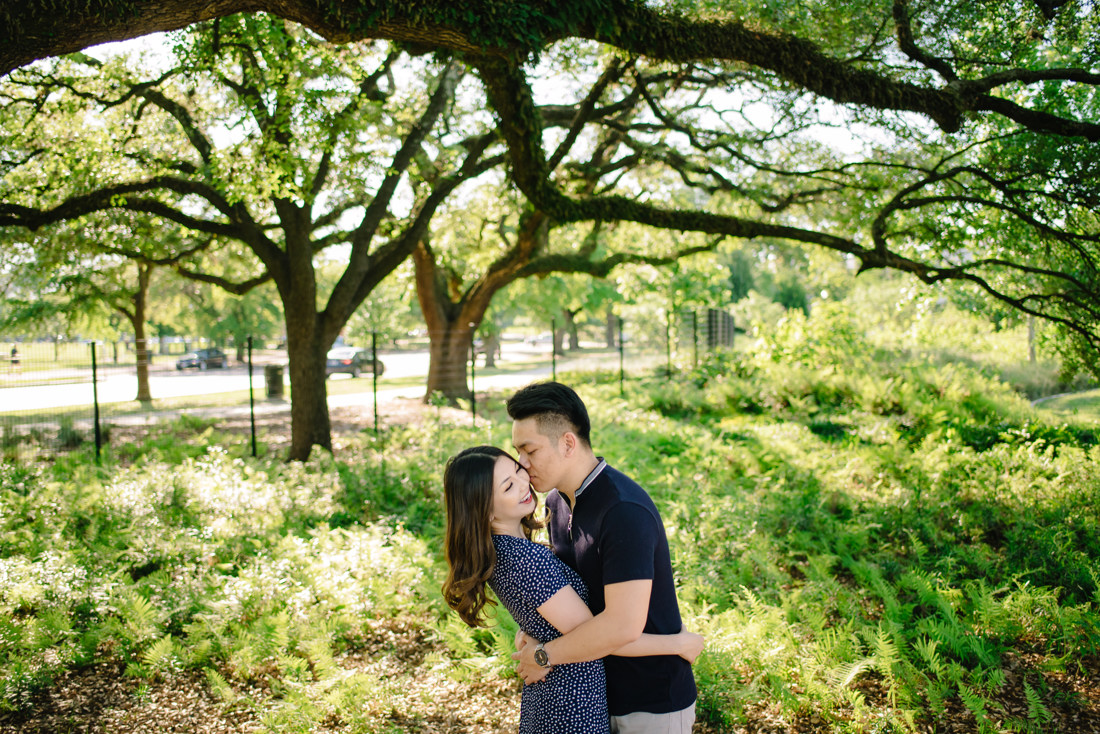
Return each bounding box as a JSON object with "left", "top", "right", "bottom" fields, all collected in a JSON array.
[{"left": 545, "top": 462, "right": 697, "bottom": 717}]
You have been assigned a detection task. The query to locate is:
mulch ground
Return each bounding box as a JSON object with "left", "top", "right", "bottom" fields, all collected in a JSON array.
[{"left": 0, "top": 616, "right": 521, "bottom": 734}]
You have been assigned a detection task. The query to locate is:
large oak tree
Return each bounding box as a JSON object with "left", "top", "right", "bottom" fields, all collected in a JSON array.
[
  {"left": 3, "top": 0, "right": 1099, "bottom": 408},
  {"left": 1, "top": 16, "right": 500, "bottom": 459}
]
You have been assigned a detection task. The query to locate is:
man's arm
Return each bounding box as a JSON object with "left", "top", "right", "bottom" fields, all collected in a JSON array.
[
  {"left": 513, "top": 578, "right": 651, "bottom": 684},
  {"left": 518, "top": 584, "right": 705, "bottom": 663}
]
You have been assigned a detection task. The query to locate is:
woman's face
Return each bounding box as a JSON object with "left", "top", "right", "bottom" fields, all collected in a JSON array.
[{"left": 490, "top": 454, "right": 535, "bottom": 533}]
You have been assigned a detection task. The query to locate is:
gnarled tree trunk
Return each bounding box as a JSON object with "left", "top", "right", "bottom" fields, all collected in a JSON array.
[
  {"left": 124, "top": 263, "right": 153, "bottom": 405},
  {"left": 424, "top": 324, "right": 474, "bottom": 402},
  {"left": 414, "top": 212, "right": 550, "bottom": 403},
  {"left": 283, "top": 306, "right": 333, "bottom": 460}
]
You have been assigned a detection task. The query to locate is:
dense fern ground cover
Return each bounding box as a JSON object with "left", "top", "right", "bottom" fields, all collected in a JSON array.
[{"left": 1, "top": 316, "right": 1098, "bottom": 732}]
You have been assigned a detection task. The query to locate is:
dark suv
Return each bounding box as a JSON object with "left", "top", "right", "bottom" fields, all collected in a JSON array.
[
  {"left": 176, "top": 347, "right": 228, "bottom": 370},
  {"left": 325, "top": 347, "right": 385, "bottom": 378}
]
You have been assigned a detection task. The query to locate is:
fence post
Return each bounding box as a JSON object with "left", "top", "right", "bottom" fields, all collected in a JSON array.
[
  {"left": 692, "top": 311, "right": 698, "bottom": 367},
  {"left": 618, "top": 316, "right": 625, "bottom": 396},
  {"left": 665, "top": 308, "right": 672, "bottom": 380},
  {"left": 551, "top": 317, "right": 557, "bottom": 382},
  {"left": 247, "top": 336, "right": 257, "bottom": 457},
  {"left": 91, "top": 341, "right": 102, "bottom": 463},
  {"left": 372, "top": 332, "right": 379, "bottom": 437},
  {"left": 469, "top": 328, "right": 476, "bottom": 425}
]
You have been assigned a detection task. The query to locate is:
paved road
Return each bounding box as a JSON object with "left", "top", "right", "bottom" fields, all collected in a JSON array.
[
  {"left": 0, "top": 348, "right": 449, "bottom": 411},
  {"left": 0, "top": 342, "right": 641, "bottom": 419},
  {"left": 89, "top": 347, "right": 634, "bottom": 429}
]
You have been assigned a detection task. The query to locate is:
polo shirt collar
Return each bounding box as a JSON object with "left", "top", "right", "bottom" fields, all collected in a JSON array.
[{"left": 574, "top": 457, "right": 606, "bottom": 501}]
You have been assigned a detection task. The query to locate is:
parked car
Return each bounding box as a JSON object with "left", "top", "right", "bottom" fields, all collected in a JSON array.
[
  {"left": 176, "top": 347, "right": 228, "bottom": 370},
  {"left": 325, "top": 347, "right": 385, "bottom": 378}
]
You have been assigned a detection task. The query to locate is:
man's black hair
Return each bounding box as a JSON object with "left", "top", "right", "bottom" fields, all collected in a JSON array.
[{"left": 506, "top": 381, "right": 592, "bottom": 446}]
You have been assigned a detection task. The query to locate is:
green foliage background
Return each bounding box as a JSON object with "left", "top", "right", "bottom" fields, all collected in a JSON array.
[{"left": 1, "top": 301, "right": 1098, "bottom": 732}]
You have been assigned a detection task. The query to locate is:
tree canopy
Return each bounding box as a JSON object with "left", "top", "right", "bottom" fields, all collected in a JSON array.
[
  {"left": 2, "top": 0, "right": 1099, "bottom": 459},
  {"left": 1, "top": 16, "right": 505, "bottom": 458}
]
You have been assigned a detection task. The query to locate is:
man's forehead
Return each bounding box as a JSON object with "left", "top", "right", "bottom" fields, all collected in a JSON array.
[
  {"left": 512, "top": 418, "right": 539, "bottom": 439},
  {"left": 512, "top": 417, "right": 550, "bottom": 445},
  {"left": 517, "top": 415, "right": 570, "bottom": 444}
]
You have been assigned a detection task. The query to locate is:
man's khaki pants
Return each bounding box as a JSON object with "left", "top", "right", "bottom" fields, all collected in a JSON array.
[{"left": 610, "top": 702, "right": 695, "bottom": 734}]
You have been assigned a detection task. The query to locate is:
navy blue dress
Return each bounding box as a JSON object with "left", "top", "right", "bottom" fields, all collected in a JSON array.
[{"left": 489, "top": 534, "right": 610, "bottom": 734}]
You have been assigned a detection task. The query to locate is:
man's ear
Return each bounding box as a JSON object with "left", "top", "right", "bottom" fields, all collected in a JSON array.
[{"left": 560, "top": 430, "right": 578, "bottom": 458}]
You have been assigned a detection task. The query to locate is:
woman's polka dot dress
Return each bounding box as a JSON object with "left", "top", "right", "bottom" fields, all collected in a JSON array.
[{"left": 490, "top": 534, "right": 610, "bottom": 734}]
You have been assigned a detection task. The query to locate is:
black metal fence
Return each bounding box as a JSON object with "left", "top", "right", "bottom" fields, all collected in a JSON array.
[{"left": 0, "top": 309, "right": 736, "bottom": 461}]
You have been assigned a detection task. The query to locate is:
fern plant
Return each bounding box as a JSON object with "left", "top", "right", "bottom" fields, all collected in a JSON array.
[{"left": 129, "top": 634, "right": 179, "bottom": 679}]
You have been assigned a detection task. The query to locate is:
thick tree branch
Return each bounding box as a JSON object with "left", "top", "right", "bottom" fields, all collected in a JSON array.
[
  {"left": 7, "top": 0, "right": 1096, "bottom": 139},
  {"left": 973, "top": 94, "right": 1100, "bottom": 141},
  {"left": 477, "top": 56, "right": 865, "bottom": 253},
  {"left": 172, "top": 265, "right": 272, "bottom": 294},
  {"left": 546, "top": 58, "right": 628, "bottom": 172},
  {"left": 0, "top": 179, "right": 234, "bottom": 234},
  {"left": 892, "top": 0, "right": 956, "bottom": 82},
  {"left": 347, "top": 60, "right": 461, "bottom": 254}
]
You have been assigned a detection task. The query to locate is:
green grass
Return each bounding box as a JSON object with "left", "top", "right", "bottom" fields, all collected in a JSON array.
[{"left": 1034, "top": 388, "right": 1100, "bottom": 424}]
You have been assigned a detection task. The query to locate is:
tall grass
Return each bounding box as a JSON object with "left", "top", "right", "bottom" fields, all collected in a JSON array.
[{"left": 0, "top": 304, "right": 1098, "bottom": 732}]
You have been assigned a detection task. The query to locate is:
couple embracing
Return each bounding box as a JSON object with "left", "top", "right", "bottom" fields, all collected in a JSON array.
[{"left": 443, "top": 381, "right": 702, "bottom": 733}]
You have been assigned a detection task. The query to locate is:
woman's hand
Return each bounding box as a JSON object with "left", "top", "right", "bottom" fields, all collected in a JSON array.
[{"left": 515, "top": 629, "right": 534, "bottom": 652}]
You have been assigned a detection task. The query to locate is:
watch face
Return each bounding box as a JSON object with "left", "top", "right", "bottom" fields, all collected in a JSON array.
[{"left": 534, "top": 647, "right": 549, "bottom": 666}]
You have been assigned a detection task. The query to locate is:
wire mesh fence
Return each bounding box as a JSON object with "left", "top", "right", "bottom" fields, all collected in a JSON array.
[
  {"left": 0, "top": 338, "right": 255, "bottom": 460},
  {"left": 0, "top": 308, "right": 738, "bottom": 461}
]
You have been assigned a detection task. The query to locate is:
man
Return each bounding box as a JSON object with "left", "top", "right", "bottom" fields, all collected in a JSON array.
[{"left": 507, "top": 381, "right": 697, "bottom": 733}]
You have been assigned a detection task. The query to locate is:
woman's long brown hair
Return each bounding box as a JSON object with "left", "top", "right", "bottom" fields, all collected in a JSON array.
[{"left": 442, "top": 445, "right": 541, "bottom": 627}]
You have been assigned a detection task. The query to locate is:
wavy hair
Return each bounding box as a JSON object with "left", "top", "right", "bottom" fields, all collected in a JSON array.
[{"left": 442, "top": 445, "right": 541, "bottom": 627}]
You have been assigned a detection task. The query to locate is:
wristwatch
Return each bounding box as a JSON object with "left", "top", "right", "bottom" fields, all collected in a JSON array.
[{"left": 533, "top": 642, "right": 551, "bottom": 668}]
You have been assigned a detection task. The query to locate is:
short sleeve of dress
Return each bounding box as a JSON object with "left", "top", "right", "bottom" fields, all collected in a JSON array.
[
  {"left": 599, "top": 502, "right": 659, "bottom": 585},
  {"left": 492, "top": 537, "right": 577, "bottom": 612}
]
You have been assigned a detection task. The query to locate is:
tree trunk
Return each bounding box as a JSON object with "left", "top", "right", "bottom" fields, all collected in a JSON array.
[
  {"left": 283, "top": 288, "right": 332, "bottom": 462},
  {"left": 1028, "top": 316, "right": 1036, "bottom": 363},
  {"left": 563, "top": 308, "right": 580, "bottom": 350},
  {"left": 259, "top": 198, "right": 352, "bottom": 462},
  {"left": 132, "top": 264, "right": 153, "bottom": 405},
  {"left": 482, "top": 333, "right": 501, "bottom": 368},
  {"left": 605, "top": 306, "right": 616, "bottom": 347},
  {"left": 414, "top": 212, "right": 550, "bottom": 402},
  {"left": 424, "top": 326, "right": 473, "bottom": 402},
  {"left": 414, "top": 241, "right": 492, "bottom": 403}
]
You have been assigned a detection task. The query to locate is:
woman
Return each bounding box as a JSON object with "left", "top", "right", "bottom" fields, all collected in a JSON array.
[{"left": 442, "top": 445, "right": 704, "bottom": 734}]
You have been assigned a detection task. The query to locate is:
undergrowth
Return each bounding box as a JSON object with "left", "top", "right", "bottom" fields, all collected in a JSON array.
[{"left": 1, "top": 307, "right": 1098, "bottom": 732}]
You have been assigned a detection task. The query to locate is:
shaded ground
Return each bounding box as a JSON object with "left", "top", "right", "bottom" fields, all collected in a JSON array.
[
  {"left": 0, "top": 617, "right": 522, "bottom": 734},
  {"left": 0, "top": 663, "right": 259, "bottom": 734}
]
